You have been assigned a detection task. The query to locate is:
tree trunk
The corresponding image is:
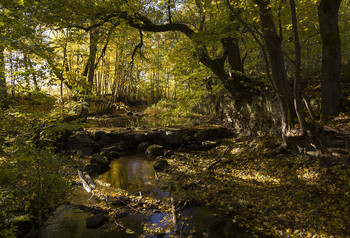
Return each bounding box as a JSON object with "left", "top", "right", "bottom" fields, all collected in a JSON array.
[
  {"left": 28, "top": 57, "right": 39, "bottom": 91},
  {"left": 254, "top": 0, "right": 295, "bottom": 137},
  {"left": 0, "top": 46, "right": 8, "bottom": 109},
  {"left": 318, "top": 0, "right": 342, "bottom": 117},
  {"left": 290, "top": 0, "right": 307, "bottom": 133},
  {"left": 23, "top": 53, "right": 30, "bottom": 89},
  {"left": 80, "top": 30, "right": 98, "bottom": 120}
]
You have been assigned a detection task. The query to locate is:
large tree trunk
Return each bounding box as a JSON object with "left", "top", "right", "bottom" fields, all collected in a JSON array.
[
  {"left": 318, "top": 0, "right": 342, "bottom": 117},
  {"left": 254, "top": 0, "right": 295, "bottom": 137},
  {"left": 80, "top": 30, "right": 98, "bottom": 120},
  {"left": 0, "top": 46, "right": 8, "bottom": 109},
  {"left": 198, "top": 36, "right": 249, "bottom": 98}
]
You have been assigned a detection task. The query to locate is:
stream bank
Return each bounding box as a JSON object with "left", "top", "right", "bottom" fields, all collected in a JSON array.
[
  {"left": 36, "top": 115, "right": 350, "bottom": 238},
  {"left": 39, "top": 153, "right": 254, "bottom": 238}
]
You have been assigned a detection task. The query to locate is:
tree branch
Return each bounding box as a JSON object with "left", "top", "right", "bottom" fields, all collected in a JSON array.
[
  {"left": 129, "top": 29, "right": 144, "bottom": 68},
  {"left": 95, "top": 25, "right": 116, "bottom": 68}
]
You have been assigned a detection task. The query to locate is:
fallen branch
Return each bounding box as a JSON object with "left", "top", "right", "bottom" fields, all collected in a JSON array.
[
  {"left": 78, "top": 169, "right": 93, "bottom": 193},
  {"left": 113, "top": 219, "right": 128, "bottom": 230},
  {"left": 84, "top": 173, "right": 96, "bottom": 189},
  {"left": 113, "top": 219, "right": 135, "bottom": 234},
  {"left": 177, "top": 200, "right": 188, "bottom": 213},
  {"left": 115, "top": 197, "right": 140, "bottom": 213},
  {"left": 77, "top": 169, "right": 97, "bottom": 195},
  {"left": 205, "top": 146, "right": 230, "bottom": 170},
  {"left": 171, "top": 197, "right": 178, "bottom": 233},
  {"left": 179, "top": 222, "right": 185, "bottom": 237}
]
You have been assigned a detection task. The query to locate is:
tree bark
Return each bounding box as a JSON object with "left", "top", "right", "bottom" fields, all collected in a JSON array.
[
  {"left": 0, "top": 46, "right": 8, "bottom": 109},
  {"left": 80, "top": 30, "right": 98, "bottom": 120},
  {"left": 318, "top": 0, "right": 342, "bottom": 117},
  {"left": 290, "top": 0, "right": 307, "bottom": 133},
  {"left": 254, "top": 0, "right": 295, "bottom": 137}
]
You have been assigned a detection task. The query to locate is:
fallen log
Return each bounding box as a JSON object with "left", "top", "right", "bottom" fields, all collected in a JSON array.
[
  {"left": 77, "top": 169, "right": 94, "bottom": 194},
  {"left": 171, "top": 197, "right": 178, "bottom": 233},
  {"left": 84, "top": 173, "right": 96, "bottom": 189}
]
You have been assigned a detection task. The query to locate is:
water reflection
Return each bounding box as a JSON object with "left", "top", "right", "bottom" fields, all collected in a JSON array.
[
  {"left": 41, "top": 155, "right": 254, "bottom": 238},
  {"left": 98, "top": 154, "right": 155, "bottom": 192},
  {"left": 180, "top": 207, "right": 253, "bottom": 238}
]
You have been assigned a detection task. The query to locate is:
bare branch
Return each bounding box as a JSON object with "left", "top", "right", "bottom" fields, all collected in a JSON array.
[
  {"left": 129, "top": 29, "right": 144, "bottom": 69},
  {"left": 95, "top": 25, "right": 117, "bottom": 68}
]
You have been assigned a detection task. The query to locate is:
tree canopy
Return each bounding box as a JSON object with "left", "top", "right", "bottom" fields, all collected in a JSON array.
[{"left": 0, "top": 0, "right": 349, "bottom": 134}]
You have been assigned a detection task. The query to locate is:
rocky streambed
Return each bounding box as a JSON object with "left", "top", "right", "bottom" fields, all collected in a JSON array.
[
  {"left": 39, "top": 152, "right": 253, "bottom": 238},
  {"left": 35, "top": 125, "right": 256, "bottom": 237},
  {"left": 61, "top": 126, "right": 232, "bottom": 174}
]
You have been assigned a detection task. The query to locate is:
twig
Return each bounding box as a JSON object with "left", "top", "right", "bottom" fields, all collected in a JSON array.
[
  {"left": 113, "top": 220, "right": 128, "bottom": 230},
  {"left": 205, "top": 146, "right": 230, "bottom": 170},
  {"left": 116, "top": 197, "right": 140, "bottom": 213},
  {"left": 177, "top": 200, "right": 188, "bottom": 213},
  {"left": 180, "top": 222, "right": 185, "bottom": 237}
]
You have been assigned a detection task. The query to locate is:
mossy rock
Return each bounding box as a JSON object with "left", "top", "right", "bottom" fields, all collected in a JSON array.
[
  {"left": 101, "top": 151, "right": 121, "bottom": 160},
  {"left": 84, "top": 164, "right": 102, "bottom": 175},
  {"left": 91, "top": 154, "right": 110, "bottom": 167},
  {"left": 145, "top": 144, "right": 164, "bottom": 156},
  {"left": 161, "top": 131, "right": 183, "bottom": 145},
  {"left": 137, "top": 141, "right": 151, "bottom": 152},
  {"left": 164, "top": 150, "right": 175, "bottom": 158},
  {"left": 86, "top": 214, "right": 106, "bottom": 229},
  {"left": 153, "top": 160, "right": 169, "bottom": 172},
  {"left": 94, "top": 131, "right": 106, "bottom": 141},
  {"left": 10, "top": 215, "right": 38, "bottom": 238}
]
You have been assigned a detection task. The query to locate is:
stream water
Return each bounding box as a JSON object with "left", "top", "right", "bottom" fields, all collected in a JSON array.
[
  {"left": 98, "top": 155, "right": 156, "bottom": 192},
  {"left": 39, "top": 154, "right": 253, "bottom": 238}
]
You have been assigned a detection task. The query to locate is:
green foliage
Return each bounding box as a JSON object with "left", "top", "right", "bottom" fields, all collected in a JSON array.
[
  {"left": 23, "top": 90, "right": 56, "bottom": 106},
  {"left": 50, "top": 97, "right": 88, "bottom": 120},
  {"left": 1, "top": 145, "right": 70, "bottom": 219},
  {"left": 0, "top": 105, "right": 73, "bottom": 233}
]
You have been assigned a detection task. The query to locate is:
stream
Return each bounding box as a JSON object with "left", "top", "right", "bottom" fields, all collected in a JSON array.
[{"left": 39, "top": 154, "right": 253, "bottom": 237}]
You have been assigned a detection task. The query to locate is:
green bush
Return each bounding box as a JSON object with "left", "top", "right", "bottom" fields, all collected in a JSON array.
[{"left": 0, "top": 108, "right": 72, "bottom": 235}]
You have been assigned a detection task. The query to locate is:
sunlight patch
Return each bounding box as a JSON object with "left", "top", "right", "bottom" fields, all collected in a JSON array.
[
  {"left": 296, "top": 168, "right": 320, "bottom": 184},
  {"left": 231, "top": 169, "right": 280, "bottom": 184}
]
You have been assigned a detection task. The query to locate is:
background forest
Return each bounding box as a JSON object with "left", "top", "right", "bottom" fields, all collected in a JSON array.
[
  {"left": 0, "top": 0, "right": 349, "bottom": 126},
  {"left": 1, "top": 0, "right": 350, "bottom": 237}
]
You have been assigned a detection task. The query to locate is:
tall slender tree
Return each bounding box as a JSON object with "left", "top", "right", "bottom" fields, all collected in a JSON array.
[{"left": 0, "top": 45, "right": 7, "bottom": 108}]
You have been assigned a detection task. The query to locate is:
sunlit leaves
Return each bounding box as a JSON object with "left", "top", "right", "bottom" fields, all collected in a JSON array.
[{"left": 155, "top": 136, "right": 350, "bottom": 237}]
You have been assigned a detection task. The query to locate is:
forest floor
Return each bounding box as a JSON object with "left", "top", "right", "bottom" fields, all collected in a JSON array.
[
  {"left": 2, "top": 100, "right": 350, "bottom": 237},
  {"left": 66, "top": 113, "right": 350, "bottom": 238},
  {"left": 157, "top": 133, "right": 350, "bottom": 237}
]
